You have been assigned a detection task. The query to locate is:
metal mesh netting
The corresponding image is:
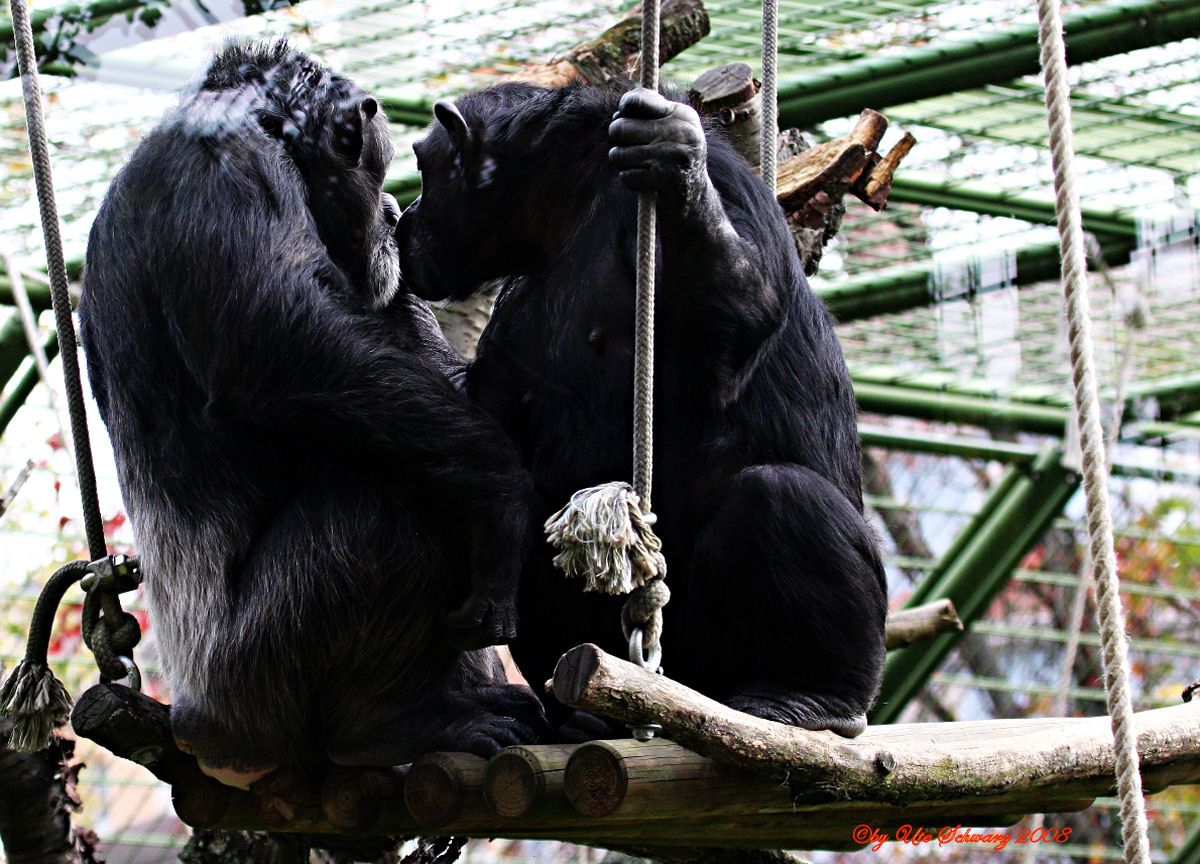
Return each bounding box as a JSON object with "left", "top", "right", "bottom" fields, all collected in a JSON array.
[{"left": 0, "top": 0, "right": 1198, "bottom": 860}]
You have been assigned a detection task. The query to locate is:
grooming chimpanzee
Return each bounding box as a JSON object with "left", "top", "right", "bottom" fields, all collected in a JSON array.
[
  {"left": 79, "top": 41, "right": 546, "bottom": 785},
  {"left": 398, "top": 83, "right": 888, "bottom": 737}
]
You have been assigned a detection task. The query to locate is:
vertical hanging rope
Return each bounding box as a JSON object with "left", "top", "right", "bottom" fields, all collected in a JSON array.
[
  {"left": 7, "top": 0, "right": 106, "bottom": 562},
  {"left": 759, "top": 0, "right": 779, "bottom": 197},
  {"left": 631, "top": 0, "right": 660, "bottom": 507},
  {"left": 1034, "top": 0, "right": 1151, "bottom": 861},
  {"left": 544, "top": 1, "right": 668, "bottom": 666}
]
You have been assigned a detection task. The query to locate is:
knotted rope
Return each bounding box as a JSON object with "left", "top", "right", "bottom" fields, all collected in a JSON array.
[
  {"left": 1035, "top": 0, "right": 1151, "bottom": 860},
  {"left": 545, "top": 0, "right": 670, "bottom": 670},
  {"left": 0, "top": 0, "right": 142, "bottom": 752}
]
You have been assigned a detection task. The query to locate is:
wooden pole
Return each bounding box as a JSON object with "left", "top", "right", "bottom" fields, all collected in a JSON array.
[
  {"left": 322, "top": 765, "right": 409, "bottom": 832},
  {"left": 404, "top": 752, "right": 489, "bottom": 829},
  {"left": 484, "top": 744, "right": 579, "bottom": 819},
  {"left": 885, "top": 599, "right": 963, "bottom": 650},
  {"left": 551, "top": 644, "right": 1200, "bottom": 805},
  {"left": 564, "top": 739, "right": 792, "bottom": 818}
]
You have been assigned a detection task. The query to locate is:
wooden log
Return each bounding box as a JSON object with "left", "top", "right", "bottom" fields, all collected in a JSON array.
[
  {"left": 509, "top": 0, "right": 710, "bottom": 87},
  {"left": 565, "top": 738, "right": 791, "bottom": 818},
  {"left": 551, "top": 643, "right": 1200, "bottom": 807},
  {"left": 484, "top": 744, "right": 579, "bottom": 819},
  {"left": 70, "top": 682, "right": 260, "bottom": 830},
  {"left": 70, "top": 683, "right": 193, "bottom": 785},
  {"left": 690, "top": 62, "right": 761, "bottom": 167},
  {"left": 404, "top": 752, "right": 488, "bottom": 829},
  {"left": 885, "top": 599, "right": 963, "bottom": 650},
  {"left": 321, "top": 765, "right": 410, "bottom": 832},
  {"left": 775, "top": 109, "right": 889, "bottom": 214},
  {"left": 251, "top": 769, "right": 327, "bottom": 832}
]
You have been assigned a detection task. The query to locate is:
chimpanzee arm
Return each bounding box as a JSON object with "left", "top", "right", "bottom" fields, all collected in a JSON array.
[
  {"left": 608, "top": 88, "right": 782, "bottom": 387},
  {"left": 162, "top": 252, "right": 529, "bottom": 649}
]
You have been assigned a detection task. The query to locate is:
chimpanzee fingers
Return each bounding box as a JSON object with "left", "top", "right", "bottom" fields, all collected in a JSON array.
[
  {"left": 444, "top": 594, "right": 518, "bottom": 650},
  {"left": 616, "top": 87, "right": 674, "bottom": 119},
  {"left": 609, "top": 116, "right": 705, "bottom": 148},
  {"left": 609, "top": 142, "right": 696, "bottom": 170}
]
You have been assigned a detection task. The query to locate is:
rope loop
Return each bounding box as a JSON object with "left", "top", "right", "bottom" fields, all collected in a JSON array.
[{"left": 81, "top": 555, "right": 143, "bottom": 689}]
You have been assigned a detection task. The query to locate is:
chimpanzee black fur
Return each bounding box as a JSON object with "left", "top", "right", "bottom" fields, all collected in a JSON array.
[
  {"left": 78, "top": 41, "right": 547, "bottom": 782},
  {"left": 398, "top": 83, "right": 888, "bottom": 737}
]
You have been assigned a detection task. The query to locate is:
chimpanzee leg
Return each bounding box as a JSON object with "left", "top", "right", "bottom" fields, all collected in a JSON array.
[{"left": 687, "top": 464, "right": 887, "bottom": 737}]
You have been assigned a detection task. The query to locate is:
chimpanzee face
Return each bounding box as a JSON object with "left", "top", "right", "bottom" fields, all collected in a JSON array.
[{"left": 397, "top": 100, "right": 505, "bottom": 302}]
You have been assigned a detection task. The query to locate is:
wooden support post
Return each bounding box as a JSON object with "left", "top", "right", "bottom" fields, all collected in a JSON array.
[
  {"left": 885, "top": 599, "right": 963, "bottom": 650},
  {"left": 690, "top": 63, "right": 761, "bottom": 167},
  {"left": 404, "top": 752, "right": 488, "bottom": 829},
  {"left": 564, "top": 739, "right": 792, "bottom": 818},
  {"left": 322, "top": 766, "right": 409, "bottom": 832},
  {"left": 484, "top": 744, "right": 579, "bottom": 819}
]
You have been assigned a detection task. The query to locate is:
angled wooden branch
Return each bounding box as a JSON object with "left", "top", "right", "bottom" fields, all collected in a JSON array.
[
  {"left": 551, "top": 644, "right": 1200, "bottom": 808},
  {"left": 885, "top": 599, "right": 963, "bottom": 649},
  {"left": 507, "top": 0, "right": 710, "bottom": 86}
]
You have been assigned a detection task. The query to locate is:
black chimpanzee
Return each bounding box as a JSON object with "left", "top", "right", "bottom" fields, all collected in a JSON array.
[
  {"left": 398, "top": 83, "right": 888, "bottom": 737},
  {"left": 78, "top": 41, "right": 547, "bottom": 785}
]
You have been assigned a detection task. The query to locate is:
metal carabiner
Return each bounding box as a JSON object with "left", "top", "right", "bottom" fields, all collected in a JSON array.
[{"left": 628, "top": 626, "right": 662, "bottom": 672}]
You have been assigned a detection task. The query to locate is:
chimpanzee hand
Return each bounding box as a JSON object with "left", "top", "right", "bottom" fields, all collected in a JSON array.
[
  {"left": 609, "top": 88, "right": 708, "bottom": 206},
  {"left": 445, "top": 589, "right": 518, "bottom": 650}
]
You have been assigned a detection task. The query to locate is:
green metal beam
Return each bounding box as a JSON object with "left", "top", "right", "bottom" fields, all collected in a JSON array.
[
  {"left": 858, "top": 424, "right": 1200, "bottom": 483},
  {"left": 0, "top": 260, "right": 82, "bottom": 311},
  {"left": 775, "top": 0, "right": 1200, "bottom": 126},
  {"left": 818, "top": 235, "right": 1135, "bottom": 322},
  {"left": 1170, "top": 820, "right": 1200, "bottom": 864},
  {"left": 855, "top": 381, "right": 1070, "bottom": 435},
  {"left": 888, "top": 175, "right": 1139, "bottom": 240},
  {"left": 871, "top": 444, "right": 1078, "bottom": 724},
  {"left": 0, "top": 313, "right": 27, "bottom": 382},
  {"left": 0, "top": 329, "right": 59, "bottom": 438}
]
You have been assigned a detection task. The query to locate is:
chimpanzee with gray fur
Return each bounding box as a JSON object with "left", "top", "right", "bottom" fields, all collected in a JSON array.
[
  {"left": 79, "top": 42, "right": 547, "bottom": 782},
  {"left": 398, "top": 83, "right": 887, "bottom": 737}
]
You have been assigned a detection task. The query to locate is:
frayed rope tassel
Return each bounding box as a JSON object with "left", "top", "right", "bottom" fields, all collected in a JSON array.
[
  {"left": 544, "top": 481, "right": 667, "bottom": 595},
  {"left": 0, "top": 659, "right": 72, "bottom": 752}
]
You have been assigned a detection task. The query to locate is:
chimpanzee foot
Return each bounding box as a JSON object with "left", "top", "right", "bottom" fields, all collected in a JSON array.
[
  {"left": 726, "top": 685, "right": 867, "bottom": 738},
  {"left": 172, "top": 697, "right": 278, "bottom": 789},
  {"left": 455, "top": 684, "right": 554, "bottom": 756},
  {"left": 556, "top": 709, "right": 625, "bottom": 743}
]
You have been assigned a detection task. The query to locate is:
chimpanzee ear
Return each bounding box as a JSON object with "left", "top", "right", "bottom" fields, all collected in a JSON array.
[
  {"left": 434, "top": 100, "right": 472, "bottom": 157},
  {"left": 331, "top": 97, "right": 378, "bottom": 161},
  {"left": 433, "top": 100, "right": 495, "bottom": 187}
]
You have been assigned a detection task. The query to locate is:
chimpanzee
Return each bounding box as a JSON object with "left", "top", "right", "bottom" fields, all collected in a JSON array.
[
  {"left": 398, "top": 83, "right": 888, "bottom": 737},
  {"left": 78, "top": 41, "right": 547, "bottom": 785}
]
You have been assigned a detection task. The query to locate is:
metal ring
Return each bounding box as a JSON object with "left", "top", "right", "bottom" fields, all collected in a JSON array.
[
  {"left": 102, "top": 655, "right": 142, "bottom": 693},
  {"left": 628, "top": 627, "right": 662, "bottom": 671}
]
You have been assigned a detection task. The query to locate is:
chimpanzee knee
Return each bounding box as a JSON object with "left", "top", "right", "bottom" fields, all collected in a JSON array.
[{"left": 688, "top": 464, "right": 887, "bottom": 736}]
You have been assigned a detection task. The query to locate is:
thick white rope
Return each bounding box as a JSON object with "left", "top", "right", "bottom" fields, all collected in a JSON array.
[
  {"left": 760, "top": 0, "right": 779, "bottom": 197},
  {"left": 1035, "top": 0, "right": 1151, "bottom": 860},
  {"left": 632, "top": 0, "right": 660, "bottom": 507}
]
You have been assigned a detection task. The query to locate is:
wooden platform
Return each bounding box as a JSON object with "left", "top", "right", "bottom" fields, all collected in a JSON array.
[{"left": 71, "top": 645, "right": 1200, "bottom": 851}]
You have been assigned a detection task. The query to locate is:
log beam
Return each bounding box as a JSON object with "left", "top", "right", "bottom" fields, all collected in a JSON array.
[
  {"left": 551, "top": 643, "right": 1200, "bottom": 806},
  {"left": 508, "top": 0, "right": 710, "bottom": 87},
  {"left": 885, "top": 599, "right": 963, "bottom": 650}
]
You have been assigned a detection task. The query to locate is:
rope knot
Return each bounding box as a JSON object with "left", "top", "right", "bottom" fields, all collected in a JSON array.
[{"left": 544, "top": 481, "right": 666, "bottom": 595}]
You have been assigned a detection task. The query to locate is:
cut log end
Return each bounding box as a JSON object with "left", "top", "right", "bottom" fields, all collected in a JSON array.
[
  {"left": 486, "top": 750, "right": 546, "bottom": 818},
  {"left": 404, "top": 752, "right": 487, "bottom": 828},
  {"left": 565, "top": 741, "right": 629, "bottom": 818},
  {"left": 551, "top": 642, "right": 605, "bottom": 705}
]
